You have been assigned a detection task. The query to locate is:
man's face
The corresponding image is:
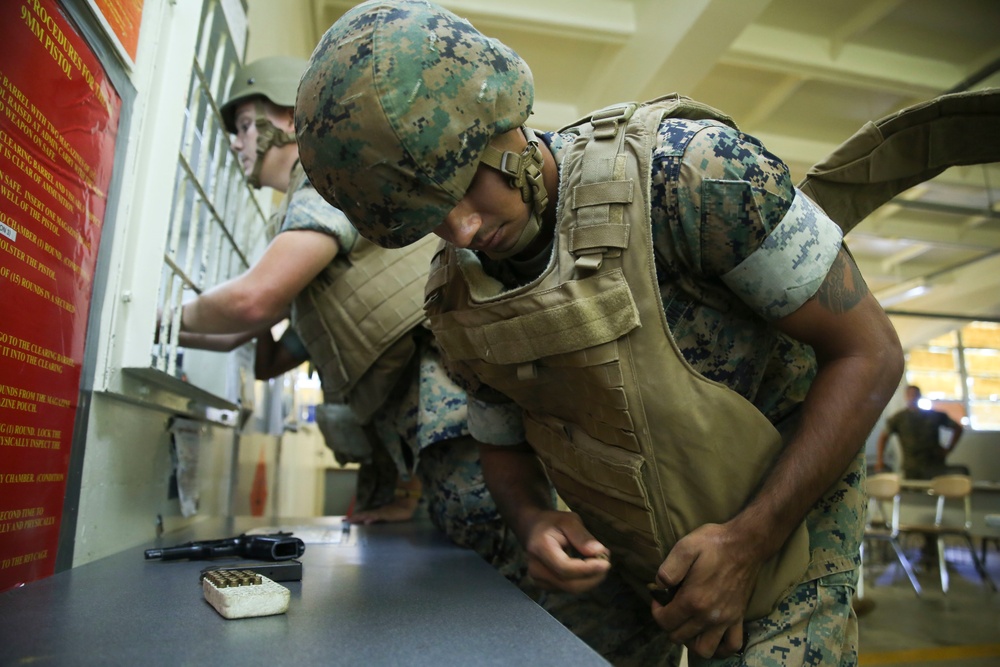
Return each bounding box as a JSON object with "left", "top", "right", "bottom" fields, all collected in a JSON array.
[
  {"left": 230, "top": 98, "right": 294, "bottom": 180},
  {"left": 231, "top": 99, "right": 260, "bottom": 177},
  {"left": 433, "top": 162, "right": 531, "bottom": 255}
]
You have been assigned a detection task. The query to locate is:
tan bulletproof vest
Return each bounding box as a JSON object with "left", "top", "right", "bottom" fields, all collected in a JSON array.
[
  {"left": 426, "top": 95, "right": 809, "bottom": 619},
  {"left": 798, "top": 88, "right": 1000, "bottom": 232},
  {"left": 291, "top": 225, "right": 438, "bottom": 425}
]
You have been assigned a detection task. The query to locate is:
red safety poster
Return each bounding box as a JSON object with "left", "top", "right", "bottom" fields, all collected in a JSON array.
[{"left": 0, "top": 0, "right": 121, "bottom": 591}]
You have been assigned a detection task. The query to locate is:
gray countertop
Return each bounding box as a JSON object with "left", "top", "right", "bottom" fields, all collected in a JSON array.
[{"left": 0, "top": 516, "right": 609, "bottom": 666}]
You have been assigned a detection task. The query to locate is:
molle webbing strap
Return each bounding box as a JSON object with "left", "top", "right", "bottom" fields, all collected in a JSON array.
[
  {"left": 423, "top": 242, "right": 450, "bottom": 298},
  {"left": 563, "top": 95, "right": 738, "bottom": 272},
  {"left": 431, "top": 270, "right": 639, "bottom": 364},
  {"left": 295, "top": 234, "right": 437, "bottom": 421},
  {"left": 798, "top": 89, "right": 1000, "bottom": 233},
  {"left": 568, "top": 103, "right": 637, "bottom": 271}
]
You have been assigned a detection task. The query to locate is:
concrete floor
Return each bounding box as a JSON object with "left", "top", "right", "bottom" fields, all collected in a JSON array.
[{"left": 857, "top": 538, "right": 1000, "bottom": 666}]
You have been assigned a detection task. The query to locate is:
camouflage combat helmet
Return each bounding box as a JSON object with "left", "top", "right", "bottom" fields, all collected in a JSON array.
[
  {"left": 220, "top": 56, "right": 307, "bottom": 133},
  {"left": 296, "top": 0, "right": 535, "bottom": 248},
  {"left": 222, "top": 56, "right": 307, "bottom": 188}
]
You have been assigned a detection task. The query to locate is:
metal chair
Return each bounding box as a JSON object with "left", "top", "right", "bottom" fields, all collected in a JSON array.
[
  {"left": 897, "top": 474, "right": 997, "bottom": 593},
  {"left": 860, "top": 473, "right": 921, "bottom": 597}
]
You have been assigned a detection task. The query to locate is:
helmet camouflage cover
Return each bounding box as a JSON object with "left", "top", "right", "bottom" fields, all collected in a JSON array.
[{"left": 295, "top": 0, "right": 534, "bottom": 248}]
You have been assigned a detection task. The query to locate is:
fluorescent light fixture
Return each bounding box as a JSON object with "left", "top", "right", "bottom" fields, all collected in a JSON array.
[{"left": 876, "top": 280, "right": 931, "bottom": 308}]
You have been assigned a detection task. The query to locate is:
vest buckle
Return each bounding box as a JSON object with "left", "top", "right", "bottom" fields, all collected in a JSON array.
[
  {"left": 575, "top": 252, "right": 604, "bottom": 272},
  {"left": 590, "top": 103, "right": 637, "bottom": 140}
]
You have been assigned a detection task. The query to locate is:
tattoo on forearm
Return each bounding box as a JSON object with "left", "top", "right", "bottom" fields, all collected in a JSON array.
[{"left": 817, "top": 250, "right": 868, "bottom": 314}]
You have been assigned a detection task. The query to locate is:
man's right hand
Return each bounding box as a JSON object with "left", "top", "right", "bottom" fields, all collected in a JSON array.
[{"left": 521, "top": 509, "right": 611, "bottom": 594}]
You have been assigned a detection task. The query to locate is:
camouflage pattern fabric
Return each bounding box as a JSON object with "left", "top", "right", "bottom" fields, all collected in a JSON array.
[
  {"left": 278, "top": 167, "right": 359, "bottom": 249},
  {"left": 537, "top": 571, "right": 684, "bottom": 667},
  {"left": 691, "top": 573, "right": 857, "bottom": 667},
  {"left": 413, "top": 434, "right": 524, "bottom": 580},
  {"left": 352, "top": 436, "right": 400, "bottom": 512},
  {"left": 295, "top": 0, "right": 534, "bottom": 248},
  {"left": 370, "top": 335, "right": 471, "bottom": 477},
  {"left": 647, "top": 118, "right": 842, "bottom": 424}
]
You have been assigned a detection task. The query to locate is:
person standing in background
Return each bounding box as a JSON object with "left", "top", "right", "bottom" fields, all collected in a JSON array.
[{"left": 876, "top": 385, "right": 968, "bottom": 479}]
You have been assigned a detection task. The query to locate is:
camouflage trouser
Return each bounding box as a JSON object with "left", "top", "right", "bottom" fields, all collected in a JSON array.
[
  {"left": 691, "top": 570, "right": 858, "bottom": 667},
  {"left": 415, "top": 435, "right": 682, "bottom": 666},
  {"left": 352, "top": 436, "right": 400, "bottom": 512},
  {"left": 537, "top": 570, "right": 683, "bottom": 667},
  {"left": 539, "top": 568, "right": 855, "bottom": 667}
]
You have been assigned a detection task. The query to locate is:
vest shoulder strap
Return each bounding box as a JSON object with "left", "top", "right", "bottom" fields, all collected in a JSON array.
[
  {"left": 798, "top": 89, "right": 1000, "bottom": 232},
  {"left": 561, "top": 95, "right": 741, "bottom": 272}
]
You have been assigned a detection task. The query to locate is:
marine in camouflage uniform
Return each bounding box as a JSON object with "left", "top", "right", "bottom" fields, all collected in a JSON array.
[
  {"left": 178, "top": 56, "right": 528, "bottom": 585},
  {"left": 293, "top": 3, "right": 906, "bottom": 665},
  {"left": 274, "top": 175, "right": 525, "bottom": 572}
]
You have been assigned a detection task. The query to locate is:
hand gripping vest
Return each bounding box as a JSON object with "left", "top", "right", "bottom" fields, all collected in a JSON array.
[
  {"left": 282, "top": 166, "right": 439, "bottom": 424},
  {"left": 425, "top": 95, "right": 810, "bottom": 620}
]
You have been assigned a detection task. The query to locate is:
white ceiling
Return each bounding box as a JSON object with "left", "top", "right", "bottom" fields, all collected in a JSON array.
[{"left": 245, "top": 0, "right": 1000, "bottom": 349}]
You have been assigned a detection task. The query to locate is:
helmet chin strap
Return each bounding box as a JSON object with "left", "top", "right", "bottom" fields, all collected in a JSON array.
[
  {"left": 247, "top": 101, "right": 297, "bottom": 189},
  {"left": 479, "top": 127, "right": 548, "bottom": 259}
]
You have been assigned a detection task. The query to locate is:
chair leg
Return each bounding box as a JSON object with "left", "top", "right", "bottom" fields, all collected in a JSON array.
[
  {"left": 857, "top": 541, "right": 866, "bottom": 600},
  {"left": 889, "top": 538, "right": 922, "bottom": 596},
  {"left": 938, "top": 537, "right": 949, "bottom": 593},
  {"left": 963, "top": 535, "right": 998, "bottom": 592}
]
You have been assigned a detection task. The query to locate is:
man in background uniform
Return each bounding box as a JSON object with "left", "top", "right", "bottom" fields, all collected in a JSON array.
[{"left": 876, "top": 385, "right": 968, "bottom": 479}]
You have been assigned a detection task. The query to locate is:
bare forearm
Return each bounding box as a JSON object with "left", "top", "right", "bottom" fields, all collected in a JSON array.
[
  {"left": 730, "top": 249, "right": 904, "bottom": 559},
  {"left": 255, "top": 332, "right": 305, "bottom": 380},
  {"left": 178, "top": 329, "right": 257, "bottom": 352},
  {"left": 732, "top": 348, "right": 901, "bottom": 560},
  {"left": 176, "top": 229, "right": 338, "bottom": 335},
  {"left": 875, "top": 433, "right": 888, "bottom": 469},
  {"left": 479, "top": 443, "right": 556, "bottom": 545},
  {"left": 181, "top": 288, "right": 287, "bottom": 335},
  {"left": 946, "top": 426, "right": 963, "bottom": 453}
]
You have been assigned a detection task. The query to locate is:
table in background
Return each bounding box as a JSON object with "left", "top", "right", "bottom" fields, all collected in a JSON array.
[{"left": 0, "top": 516, "right": 609, "bottom": 666}]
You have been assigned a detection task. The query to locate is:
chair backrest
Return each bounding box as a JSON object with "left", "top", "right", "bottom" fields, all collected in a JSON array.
[
  {"left": 928, "top": 474, "right": 973, "bottom": 529},
  {"left": 867, "top": 473, "right": 902, "bottom": 500},
  {"left": 929, "top": 474, "right": 972, "bottom": 498},
  {"left": 866, "top": 473, "right": 903, "bottom": 532}
]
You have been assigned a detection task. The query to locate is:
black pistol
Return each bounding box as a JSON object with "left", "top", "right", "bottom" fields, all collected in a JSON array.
[{"left": 144, "top": 532, "right": 305, "bottom": 561}]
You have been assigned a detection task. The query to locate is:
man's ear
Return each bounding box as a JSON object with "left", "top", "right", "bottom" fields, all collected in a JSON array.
[
  {"left": 266, "top": 102, "right": 296, "bottom": 132},
  {"left": 280, "top": 106, "right": 296, "bottom": 132}
]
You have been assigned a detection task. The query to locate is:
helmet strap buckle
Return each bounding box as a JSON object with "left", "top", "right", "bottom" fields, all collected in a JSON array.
[{"left": 481, "top": 127, "right": 548, "bottom": 217}]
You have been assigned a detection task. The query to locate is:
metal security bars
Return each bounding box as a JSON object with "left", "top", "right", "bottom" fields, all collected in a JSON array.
[{"left": 155, "top": 0, "right": 267, "bottom": 381}]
